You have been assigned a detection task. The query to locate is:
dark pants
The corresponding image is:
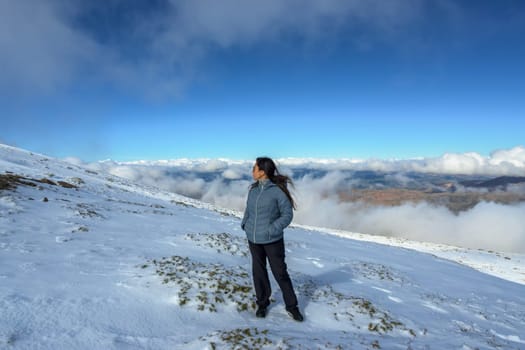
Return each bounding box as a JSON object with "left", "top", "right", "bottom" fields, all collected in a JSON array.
[{"left": 248, "top": 239, "right": 298, "bottom": 309}]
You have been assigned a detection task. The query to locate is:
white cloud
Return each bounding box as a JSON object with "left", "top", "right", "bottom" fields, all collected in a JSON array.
[
  {"left": 0, "top": 0, "right": 101, "bottom": 93},
  {"left": 290, "top": 173, "right": 525, "bottom": 254},
  {"left": 83, "top": 146, "right": 525, "bottom": 253},
  {"left": 222, "top": 169, "right": 242, "bottom": 180},
  {"left": 407, "top": 147, "right": 525, "bottom": 175},
  {"left": 194, "top": 159, "right": 230, "bottom": 172},
  {"left": 491, "top": 146, "right": 525, "bottom": 167},
  {"left": 344, "top": 202, "right": 525, "bottom": 253},
  {"left": 279, "top": 146, "right": 525, "bottom": 176},
  {"left": 0, "top": 0, "right": 427, "bottom": 98},
  {"left": 122, "top": 146, "right": 525, "bottom": 176},
  {"left": 170, "top": 0, "right": 422, "bottom": 48}
]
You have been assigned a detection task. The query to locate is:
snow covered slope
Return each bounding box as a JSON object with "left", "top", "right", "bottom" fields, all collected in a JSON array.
[{"left": 1, "top": 144, "right": 524, "bottom": 349}]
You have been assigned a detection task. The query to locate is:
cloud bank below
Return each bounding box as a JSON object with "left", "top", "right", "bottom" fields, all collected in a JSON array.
[
  {"left": 114, "top": 145, "right": 525, "bottom": 176},
  {"left": 65, "top": 146, "right": 525, "bottom": 254}
]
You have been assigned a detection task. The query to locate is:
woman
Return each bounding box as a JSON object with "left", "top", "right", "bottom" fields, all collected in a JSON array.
[{"left": 241, "top": 157, "right": 303, "bottom": 322}]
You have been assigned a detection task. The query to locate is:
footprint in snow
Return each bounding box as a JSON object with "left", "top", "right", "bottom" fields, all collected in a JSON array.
[
  {"left": 56, "top": 235, "right": 72, "bottom": 243},
  {"left": 371, "top": 286, "right": 392, "bottom": 294},
  {"left": 19, "top": 262, "right": 36, "bottom": 272},
  {"left": 388, "top": 296, "right": 403, "bottom": 303},
  {"left": 421, "top": 301, "right": 448, "bottom": 314},
  {"left": 307, "top": 257, "right": 324, "bottom": 268},
  {"left": 370, "top": 287, "right": 403, "bottom": 303}
]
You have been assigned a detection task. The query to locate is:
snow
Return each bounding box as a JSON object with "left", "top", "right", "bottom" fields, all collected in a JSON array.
[{"left": 1, "top": 143, "right": 525, "bottom": 349}]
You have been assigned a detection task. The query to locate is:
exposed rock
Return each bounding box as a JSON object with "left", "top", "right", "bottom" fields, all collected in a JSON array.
[
  {"left": 57, "top": 181, "right": 77, "bottom": 189},
  {"left": 1, "top": 173, "right": 78, "bottom": 191}
]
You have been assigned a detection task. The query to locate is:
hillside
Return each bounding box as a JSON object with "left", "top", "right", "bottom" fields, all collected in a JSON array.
[
  {"left": 340, "top": 188, "right": 525, "bottom": 214},
  {"left": 1, "top": 144, "right": 525, "bottom": 349},
  {"left": 460, "top": 176, "right": 525, "bottom": 189}
]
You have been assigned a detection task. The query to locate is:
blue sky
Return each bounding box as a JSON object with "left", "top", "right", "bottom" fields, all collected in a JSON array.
[{"left": 1, "top": 0, "right": 524, "bottom": 162}]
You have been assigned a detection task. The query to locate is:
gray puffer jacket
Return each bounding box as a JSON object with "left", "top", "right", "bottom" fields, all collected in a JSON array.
[{"left": 241, "top": 179, "right": 293, "bottom": 244}]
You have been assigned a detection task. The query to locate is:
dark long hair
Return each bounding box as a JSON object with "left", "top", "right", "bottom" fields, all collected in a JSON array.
[{"left": 251, "top": 157, "right": 296, "bottom": 209}]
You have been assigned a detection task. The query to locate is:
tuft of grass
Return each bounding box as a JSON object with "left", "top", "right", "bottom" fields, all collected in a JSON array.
[
  {"left": 38, "top": 178, "right": 57, "bottom": 186},
  {"left": 171, "top": 200, "right": 190, "bottom": 207},
  {"left": 352, "top": 261, "right": 405, "bottom": 283},
  {"left": 76, "top": 203, "right": 104, "bottom": 218},
  {"left": 1, "top": 173, "right": 78, "bottom": 191},
  {"left": 297, "top": 279, "right": 414, "bottom": 336},
  {"left": 198, "top": 328, "right": 282, "bottom": 350},
  {"left": 57, "top": 181, "right": 77, "bottom": 189},
  {"left": 184, "top": 232, "right": 248, "bottom": 257},
  {"left": 371, "top": 340, "right": 381, "bottom": 349},
  {"left": 0, "top": 174, "right": 36, "bottom": 190},
  {"left": 148, "top": 255, "right": 255, "bottom": 313}
]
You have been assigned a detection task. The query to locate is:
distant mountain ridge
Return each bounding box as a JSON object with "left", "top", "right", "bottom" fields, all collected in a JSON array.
[
  {"left": 334, "top": 173, "right": 525, "bottom": 213},
  {"left": 460, "top": 176, "right": 525, "bottom": 189}
]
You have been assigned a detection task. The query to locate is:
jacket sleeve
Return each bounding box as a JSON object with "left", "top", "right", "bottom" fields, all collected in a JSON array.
[
  {"left": 271, "top": 190, "right": 293, "bottom": 232},
  {"left": 241, "top": 207, "right": 248, "bottom": 230},
  {"left": 241, "top": 192, "right": 250, "bottom": 230}
]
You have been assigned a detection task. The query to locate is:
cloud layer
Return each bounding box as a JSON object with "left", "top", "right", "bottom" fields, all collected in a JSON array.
[
  {"left": 0, "top": 0, "right": 442, "bottom": 98},
  {"left": 121, "top": 145, "right": 525, "bottom": 176},
  {"left": 75, "top": 146, "right": 525, "bottom": 253}
]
